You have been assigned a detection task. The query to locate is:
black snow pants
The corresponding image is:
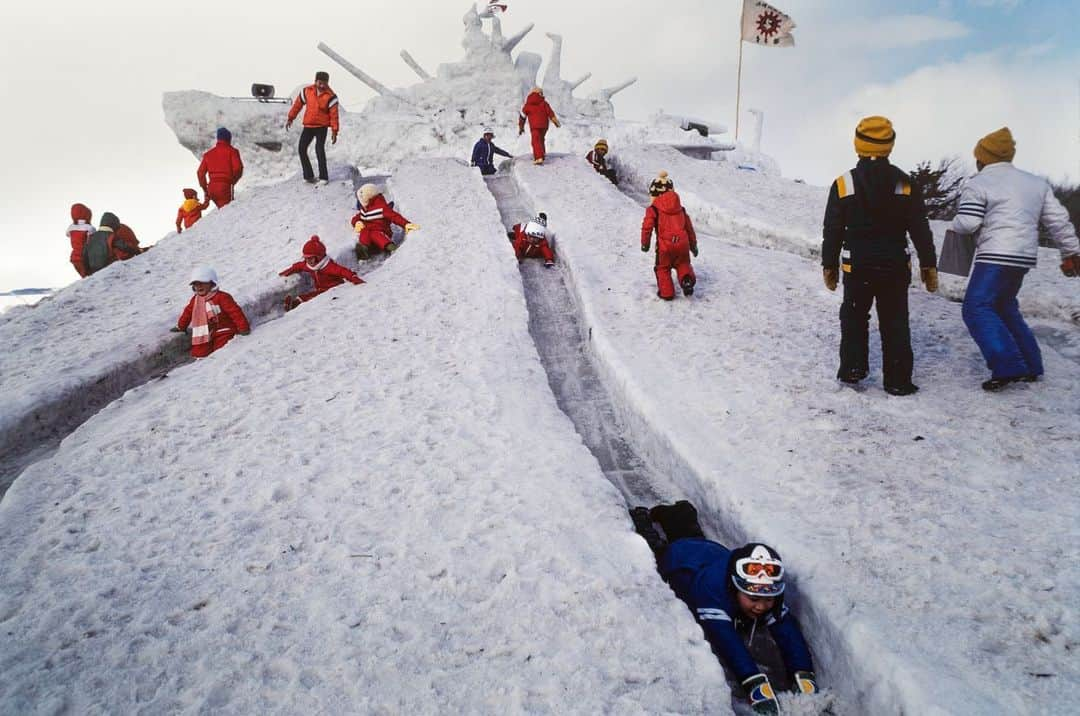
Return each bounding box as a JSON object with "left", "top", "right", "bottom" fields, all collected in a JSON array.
[
  {"left": 838, "top": 264, "right": 913, "bottom": 389},
  {"left": 298, "top": 127, "right": 329, "bottom": 181}
]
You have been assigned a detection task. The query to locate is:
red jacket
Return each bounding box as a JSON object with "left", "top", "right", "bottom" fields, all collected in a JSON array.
[
  {"left": 351, "top": 195, "right": 408, "bottom": 237},
  {"left": 279, "top": 258, "right": 363, "bottom": 293},
  {"left": 518, "top": 91, "right": 557, "bottom": 132},
  {"left": 176, "top": 197, "right": 211, "bottom": 232},
  {"left": 177, "top": 290, "right": 250, "bottom": 357},
  {"left": 111, "top": 224, "right": 142, "bottom": 261},
  {"left": 198, "top": 141, "right": 244, "bottom": 191},
  {"left": 642, "top": 191, "right": 697, "bottom": 252},
  {"left": 288, "top": 84, "right": 340, "bottom": 133},
  {"left": 67, "top": 203, "right": 95, "bottom": 277}
]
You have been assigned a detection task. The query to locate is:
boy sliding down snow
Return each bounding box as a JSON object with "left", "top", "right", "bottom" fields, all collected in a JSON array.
[
  {"left": 508, "top": 213, "right": 555, "bottom": 267},
  {"left": 351, "top": 184, "right": 419, "bottom": 260},
  {"left": 279, "top": 235, "right": 363, "bottom": 311},
  {"left": 172, "top": 267, "right": 250, "bottom": 358},
  {"left": 630, "top": 501, "right": 817, "bottom": 716},
  {"left": 642, "top": 171, "right": 698, "bottom": 299}
]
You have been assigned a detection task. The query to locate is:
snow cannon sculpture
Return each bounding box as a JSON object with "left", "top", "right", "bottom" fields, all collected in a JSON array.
[{"left": 163, "top": 2, "right": 717, "bottom": 185}]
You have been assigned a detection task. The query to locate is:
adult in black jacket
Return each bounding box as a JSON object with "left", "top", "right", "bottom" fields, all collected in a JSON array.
[{"left": 821, "top": 116, "right": 938, "bottom": 396}]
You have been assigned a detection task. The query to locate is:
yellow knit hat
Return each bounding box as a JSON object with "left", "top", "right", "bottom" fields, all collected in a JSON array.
[
  {"left": 974, "top": 127, "right": 1015, "bottom": 166},
  {"left": 595, "top": 138, "right": 608, "bottom": 151},
  {"left": 854, "top": 116, "right": 896, "bottom": 158}
]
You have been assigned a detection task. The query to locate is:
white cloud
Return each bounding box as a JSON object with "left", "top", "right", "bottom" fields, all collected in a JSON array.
[{"left": 817, "top": 15, "right": 970, "bottom": 51}]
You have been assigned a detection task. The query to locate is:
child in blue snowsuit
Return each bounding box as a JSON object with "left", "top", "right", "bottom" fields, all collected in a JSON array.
[
  {"left": 470, "top": 128, "right": 512, "bottom": 175},
  {"left": 630, "top": 501, "right": 817, "bottom": 716}
]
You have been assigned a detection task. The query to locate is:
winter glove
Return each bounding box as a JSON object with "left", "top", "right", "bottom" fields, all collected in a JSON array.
[
  {"left": 792, "top": 670, "right": 818, "bottom": 695},
  {"left": 551, "top": 117, "right": 561, "bottom": 128},
  {"left": 691, "top": 245, "right": 699, "bottom": 258},
  {"left": 170, "top": 326, "right": 184, "bottom": 333},
  {"left": 331, "top": 131, "right": 338, "bottom": 145},
  {"left": 518, "top": 127, "right": 524, "bottom": 136},
  {"left": 404, "top": 223, "right": 420, "bottom": 234},
  {"left": 285, "top": 119, "right": 293, "bottom": 130},
  {"left": 823, "top": 267, "right": 839, "bottom": 291},
  {"left": 641, "top": 243, "right": 651, "bottom": 253},
  {"left": 920, "top": 267, "right": 939, "bottom": 293},
  {"left": 1062, "top": 254, "right": 1080, "bottom": 277},
  {"left": 742, "top": 674, "right": 780, "bottom": 716},
  {"left": 353, "top": 221, "right": 365, "bottom": 232}
]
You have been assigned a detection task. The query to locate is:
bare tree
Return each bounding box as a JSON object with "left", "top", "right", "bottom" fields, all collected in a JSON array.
[{"left": 909, "top": 157, "right": 966, "bottom": 220}]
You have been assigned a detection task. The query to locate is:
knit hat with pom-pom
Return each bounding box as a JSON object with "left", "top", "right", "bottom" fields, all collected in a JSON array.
[
  {"left": 302, "top": 235, "right": 327, "bottom": 258},
  {"left": 648, "top": 170, "right": 674, "bottom": 197}
]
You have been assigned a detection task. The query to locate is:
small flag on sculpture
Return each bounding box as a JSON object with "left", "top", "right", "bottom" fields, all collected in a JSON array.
[{"left": 741, "top": 0, "right": 796, "bottom": 47}]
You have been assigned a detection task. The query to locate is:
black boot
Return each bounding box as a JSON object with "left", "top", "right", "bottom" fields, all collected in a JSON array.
[
  {"left": 629, "top": 507, "right": 667, "bottom": 556},
  {"left": 650, "top": 500, "right": 705, "bottom": 541}
]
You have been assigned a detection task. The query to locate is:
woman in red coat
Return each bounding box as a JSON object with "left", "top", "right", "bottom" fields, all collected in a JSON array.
[
  {"left": 641, "top": 171, "right": 698, "bottom": 300},
  {"left": 351, "top": 184, "right": 419, "bottom": 259},
  {"left": 279, "top": 235, "right": 363, "bottom": 310},
  {"left": 518, "top": 87, "right": 560, "bottom": 164},
  {"left": 173, "top": 267, "right": 250, "bottom": 358}
]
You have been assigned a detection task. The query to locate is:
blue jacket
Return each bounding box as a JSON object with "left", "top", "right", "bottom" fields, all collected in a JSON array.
[
  {"left": 471, "top": 138, "right": 511, "bottom": 172},
  {"left": 658, "top": 538, "right": 814, "bottom": 681}
]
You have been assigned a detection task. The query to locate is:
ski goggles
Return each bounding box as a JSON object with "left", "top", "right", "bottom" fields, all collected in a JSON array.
[{"left": 734, "top": 557, "right": 784, "bottom": 581}]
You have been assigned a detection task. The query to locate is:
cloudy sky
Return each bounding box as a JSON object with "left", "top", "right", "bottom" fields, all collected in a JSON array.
[{"left": 1, "top": 0, "right": 1077, "bottom": 290}]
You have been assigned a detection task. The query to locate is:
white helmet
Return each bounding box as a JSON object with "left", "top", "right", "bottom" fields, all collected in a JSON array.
[
  {"left": 524, "top": 221, "right": 546, "bottom": 239},
  {"left": 189, "top": 266, "right": 218, "bottom": 285},
  {"left": 357, "top": 183, "right": 380, "bottom": 205}
]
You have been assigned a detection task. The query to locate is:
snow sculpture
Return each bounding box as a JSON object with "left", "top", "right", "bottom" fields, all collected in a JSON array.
[{"left": 163, "top": 2, "right": 718, "bottom": 185}]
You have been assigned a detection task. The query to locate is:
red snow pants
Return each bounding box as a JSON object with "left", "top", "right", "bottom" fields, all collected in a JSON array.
[
  {"left": 654, "top": 238, "right": 695, "bottom": 300},
  {"left": 206, "top": 181, "right": 234, "bottom": 208},
  {"left": 69, "top": 237, "right": 88, "bottom": 277},
  {"left": 530, "top": 127, "right": 548, "bottom": 161},
  {"left": 191, "top": 329, "right": 238, "bottom": 358},
  {"left": 357, "top": 226, "right": 395, "bottom": 253},
  {"left": 514, "top": 235, "right": 554, "bottom": 262}
]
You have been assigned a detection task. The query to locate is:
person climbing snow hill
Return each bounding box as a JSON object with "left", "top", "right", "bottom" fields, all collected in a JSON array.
[
  {"left": 351, "top": 184, "right": 419, "bottom": 260},
  {"left": 197, "top": 127, "right": 244, "bottom": 208},
  {"left": 630, "top": 501, "right": 818, "bottom": 716},
  {"left": 518, "top": 87, "right": 559, "bottom": 164},
  {"left": 175, "top": 189, "right": 211, "bottom": 233},
  {"left": 172, "top": 266, "right": 250, "bottom": 358},
  {"left": 66, "top": 203, "right": 96, "bottom": 277},
  {"left": 279, "top": 235, "right": 364, "bottom": 310},
  {"left": 641, "top": 171, "right": 697, "bottom": 300},
  {"left": 586, "top": 138, "right": 618, "bottom": 184},
  {"left": 509, "top": 213, "right": 555, "bottom": 267},
  {"left": 81, "top": 212, "right": 140, "bottom": 276}
]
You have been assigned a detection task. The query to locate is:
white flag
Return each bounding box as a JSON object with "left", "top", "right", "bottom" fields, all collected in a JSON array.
[{"left": 741, "top": 0, "right": 796, "bottom": 47}]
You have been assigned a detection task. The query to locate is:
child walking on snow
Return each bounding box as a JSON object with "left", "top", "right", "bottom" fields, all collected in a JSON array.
[
  {"left": 66, "top": 203, "right": 96, "bottom": 277},
  {"left": 172, "top": 266, "right": 250, "bottom": 358},
  {"left": 518, "top": 87, "right": 560, "bottom": 165},
  {"left": 175, "top": 188, "right": 210, "bottom": 233},
  {"left": 279, "top": 235, "right": 364, "bottom": 311},
  {"left": 351, "top": 184, "right": 419, "bottom": 260},
  {"left": 641, "top": 171, "right": 698, "bottom": 300}
]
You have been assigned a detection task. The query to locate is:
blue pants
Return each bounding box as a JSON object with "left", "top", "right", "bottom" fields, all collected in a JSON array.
[{"left": 962, "top": 262, "right": 1042, "bottom": 379}]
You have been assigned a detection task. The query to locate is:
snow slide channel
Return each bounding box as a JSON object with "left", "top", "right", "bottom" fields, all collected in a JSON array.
[{"left": 0, "top": 169, "right": 383, "bottom": 498}]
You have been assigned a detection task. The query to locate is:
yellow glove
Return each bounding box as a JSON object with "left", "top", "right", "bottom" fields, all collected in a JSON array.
[
  {"left": 823, "top": 267, "right": 838, "bottom": 292},
  {"left": 404, "top": 223, "right": 420, "bottom": 234},
  {"left": 921, "top": 267, "right": 939, "bottom": 293},
  {"left": 353, "top": 221, "right": 364, "bottom": 232},
  {"left": 551, "top": 117, "right": 561, "bottom": 128}
]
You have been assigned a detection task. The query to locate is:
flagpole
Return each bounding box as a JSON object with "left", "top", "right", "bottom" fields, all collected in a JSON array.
[{"left": 735, "top": 37, "right": 744, "bottom": 141}]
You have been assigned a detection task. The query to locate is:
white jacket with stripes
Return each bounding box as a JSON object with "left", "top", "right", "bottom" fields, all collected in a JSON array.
[{"left": 952, "top": 162, "right": 1079, "bottom": 269}]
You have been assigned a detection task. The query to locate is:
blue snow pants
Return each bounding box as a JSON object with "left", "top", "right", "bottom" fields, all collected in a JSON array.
[{"left": 962, "top": 262, "right": 1043, "bottom": 379}]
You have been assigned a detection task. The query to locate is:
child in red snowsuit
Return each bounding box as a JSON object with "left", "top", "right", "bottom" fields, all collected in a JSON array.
[
  {"left": 518, "top": 87, "right": 560, "bottom": 164},
  {"left": 197, "top": 127, "right": 244, "bottom": 208},
  {"left": 173, "top": 266, "right": 250, "bottom": 358},
  {"left": 510, "top": 214, "right": 555, "bottom": 267},
  {"left": 351, "top": 184, "right": 419, "bottom": 260},
  {"left": 641, "top": 171, "right": 698, "bottom": 300},
  {"left": 66, "top": 203, "right": 96, "bottom": 277},
  {"left": 176, "top": 189, "right": 210, "bottom": 233},
  {"left": 279, "top": 235, "right": 364, "bottom": 311}
]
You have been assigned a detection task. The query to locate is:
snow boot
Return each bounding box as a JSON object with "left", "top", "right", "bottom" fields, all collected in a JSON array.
[
  {"left": 680, "top": 275, "right": 695, "bottom": 297},
  {"left": 544, "top": 259, "right": 555, "bottom": 268},
  {"left": 384, "top": 242, "right": 398, "bottom": 254},
  {"left": 533, "top": 157, "right": 544, "bottom": 165},
  {"left": 884, "top": 382, "right": 919, "bottom": 396},
  {"left": 629, "top": 507, "right": 668, "bottom": 558},
  {"left": 303, "top": 177, "right": 317, "bottom": 185},
  {"left": 838, "top": 367, "right": 868, "bottom": 384},
  {"left": 650, "top": 500, "right": 705, "bottom": 542},
  {"left": 982, "top": 376, "right": 1021, "bottom": 392},
  {"left": 283, "top": 295, "right": 301, "bottom": 312},
  {"left": 316, "top": 179, "right": 329, "bottom": 186},
  {"left": 355, "top": 243, "right": 370, "bottom": 261}
]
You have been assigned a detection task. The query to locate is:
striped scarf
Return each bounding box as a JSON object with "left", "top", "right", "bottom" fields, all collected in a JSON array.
[{"left": 190, "top": 291, "right": 217, "bottom": 346}]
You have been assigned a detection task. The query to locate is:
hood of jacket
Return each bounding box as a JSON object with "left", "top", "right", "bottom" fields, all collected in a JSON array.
[
  {"left": 652, "top": 190, "right": 684, "bottom": 215},
  {"left": 99, "top": 212, "right": 120, "bottom": 230},
  {"left": 71, "top": 203, "right": 92, "bottom": 222}
]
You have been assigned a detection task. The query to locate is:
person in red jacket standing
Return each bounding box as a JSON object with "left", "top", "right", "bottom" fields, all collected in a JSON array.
[
  {"left": 176, "top": 188, "right": 211, "bottom": 233},
  {"left": 518, "top": 87, "right": 560, "bottom": 165},
  {"left": 351, "top": 183, "right": 419, "bottom": 260},
  {"left": 172, "top": 266, "right": 250, "bottom": 358},
  {"left": 286, "top": 71, "right": 340, "bottom": 185},
  {"left": 641, "top": 171, "right": 698, "bottom": 300},
  {"left": 279, "top": 235, "right": 364, "bottom": 311},
  {"left": 66, "top": 203, "right": 96, "bottom": 277},
  {"left": 197, "top": 127, "right": 244, "bottom": 208}
]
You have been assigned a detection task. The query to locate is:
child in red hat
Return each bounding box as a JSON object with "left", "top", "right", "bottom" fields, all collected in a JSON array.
[
  {"left": 176, "top": 189, "right": 211, "bottom": 233},
  {"left": 279, "top": 235, "right": 364, "bottom": 310}
]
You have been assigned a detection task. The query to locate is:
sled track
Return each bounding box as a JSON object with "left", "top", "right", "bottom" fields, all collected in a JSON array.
[{"left": 0, "top": 172, "right": 391, "bottom": 500}]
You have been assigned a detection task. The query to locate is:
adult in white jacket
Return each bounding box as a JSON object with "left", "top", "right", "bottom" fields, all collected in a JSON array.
[{"left": 952, "top": 127, "right": 1080, "bottom": 391}]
